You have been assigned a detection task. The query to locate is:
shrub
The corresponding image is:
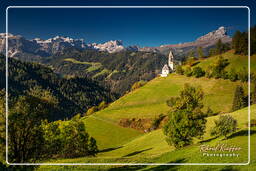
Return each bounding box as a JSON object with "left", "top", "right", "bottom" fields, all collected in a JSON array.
[
  {"left": 228, "top": 68, "right": 238, "bottom": 81},
  {"left": 151, "top": 114, "right": 165, "bottom": 130},
  {"left": 85, "top": 106, "right": 98, "bottom": 116},
  {"left": 211, "top": 115, "right": 237, "bottom": 138},
  {"left": 131, "top": 80, "right": 147, "bottom": 91},
  {"left": 237, "top": 67, "right": 248, "bottom": 82},
  {"left": 206, "top": 107, "right": 214, "bottom": 116},
  {"left": 98, "top": 101, "right": 108, "bottom": 110},
  {"left": 175, "top": 65, "right": 184, "bottom": 75},
  {"left": 250, "top": 119, "right": 256, "bottom": 127},
  {"left": 184, "top": 67, "right": 192, "bottom": 77},
  {"left": 192, "top": 66, "right": 205, "bottom": 78},
  {"left": 210, "top": 56, "right": 229, "bottom": 79}
]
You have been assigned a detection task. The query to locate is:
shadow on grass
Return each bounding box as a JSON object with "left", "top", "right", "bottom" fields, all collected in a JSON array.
[
  {"left": 220, "top": 166, "right": 240, "bottom": 171},
  {"left": 107, "top": 158, "right": 186, "bottom": 171},
  {"left": 122, "top": 148, "right": 153, "bottom": 157},
  {"left": 143, "top": 158, "right": 186, "bottom": 171},
  {"left": 227, "top": 129, "right": 256, "bottom": 139},
  {"left": 100, "top": 146, "right": 123, "bottom": 153},
  {"left": 199, "top": 136, "right": 218, "bottom": 143}
]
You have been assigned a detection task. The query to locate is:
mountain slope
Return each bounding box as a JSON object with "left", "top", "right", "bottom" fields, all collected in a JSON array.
[
  {"left": 0, "top": 56, "right": 114, "bottom": 120},
  {"left": 194, "top": 50, "right": 256, "bottom": 73},
  {"left": 44, "top": 50, "right": 167, "bottom": 96},
  {"left": 93, "top": 73, "right": 244, "bottom": 123},
  {"left": 139, "top": 26, "right": 232, "bottom": 57}
]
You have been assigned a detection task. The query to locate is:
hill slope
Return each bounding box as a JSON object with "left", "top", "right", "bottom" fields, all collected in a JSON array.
[
  {"left": 93, "top": 73, "right": 245, "bottom": 123},
  {"left": 37, "top": 105, "right": 255, "bottom": 170},
  {"left": 194, "top": 50, "right": 256, "bottom": 73},
  {"left": 0, "top": 56, "right": 114, "bottom": 120}
]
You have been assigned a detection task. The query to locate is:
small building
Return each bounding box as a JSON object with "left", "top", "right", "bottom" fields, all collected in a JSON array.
[
  {"left": 160, "top": 64, "right": 170, "bottom": 77},
  {"left": 160, "top": 50, "right": 175, "bottom": 77}
]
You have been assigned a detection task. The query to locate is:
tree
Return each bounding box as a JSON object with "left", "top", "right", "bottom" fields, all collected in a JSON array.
[
  {"left": 232, "top": 31, "right": 242, "bottom": 52},
  {"left": 232, "top": 85, "right": 247, "bottom": 111},
  {"left": 85, "top": 106, "right": 98, "bottom": 116},
  {"left": 210, "top": 56, "right": 229, "bottom": 79},
  {"left": 209, "top": 48, "right": 217, "bottom": 56},
  {"left": 233, "top": 30, "right": 248, "bottom": 55},
  {"left": 228, "top": 68, "right": 238, "bottom": 81},
  {"left": 175, "top": 65, "right": 184, "bottom": 75},
  {"left": 184, "top": 67, "right": 192, "bottom": 77},
  {"left": 188, "top": 50, "right": 195, "bottom": 57},
  {"left": 197, "top": 47, "right": 204, "bottom": 58},
  {"left": 211, "top": 115, "right": 237, "bottom": 138},
  {"left": 237, "top": 67, "right": 248, "bottom": 82},
  {"left": 8, "top": 91, "right": 57, "bottom": 162},
  {"left": 131, "top": 80, "right": 147, "bottom": 91},
  {"left": 88, "top": 137, "right": 98, "bottom": 156},
  {"left": 192, "top": 66, "right": 205, "bottom": 78},
  {"left": 0, "top": 90, "right": 5, "bottom": 159},
  {"left": 42, "top": 114, "right": 98, "bottom": 158},
  {"left": 252, "top": 81, "right": 256, "bottom": 104},
  {"left": 163, "top": 84, "right": 206, "bottom": 148},
  {"left": 98, "top": 101, "right": 108, "bottom": 110},
  {"left": 216, "top": 39, "right": 223, "bottom": 54},
  {"left": 251, "top": 26, "right": 256, "bottom": 55},
  {"left": 60, "top": 114, "right": 91, "bottom": 158}
]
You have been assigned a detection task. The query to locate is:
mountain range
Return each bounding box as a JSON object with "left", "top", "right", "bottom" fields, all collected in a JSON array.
[{"left": 0, "top": 26, "right": 231, "bottom": 60}]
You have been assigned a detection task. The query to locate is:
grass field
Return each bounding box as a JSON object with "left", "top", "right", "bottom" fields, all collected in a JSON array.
[
  {"left": 93, "top": 74, "right": 244, "bottom": 123},
  {"left": 82, "top": 116, "right": 142, "bottom": 150},
  {"left": 37, "top": 105, "right": 255, "bottom": 170},
  {"left": 194, "top": 50, "right": 256, "bottom": 73},
  {"left": 35, "top": 51, "right": 254, "bottom": 170}
]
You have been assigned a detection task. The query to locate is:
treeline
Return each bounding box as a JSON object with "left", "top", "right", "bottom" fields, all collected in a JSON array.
[
  {"left": 186, "top": 39, "right": 231, "bottom": 60},
  {"left": 0, "top": 88, "right": 98, "bottom": 163},
  {"left": 0, "top": 55, "right": 114, "bottom": 120},
  {"left": 232, "top": 26, "right": 256, "bottom": 55}
]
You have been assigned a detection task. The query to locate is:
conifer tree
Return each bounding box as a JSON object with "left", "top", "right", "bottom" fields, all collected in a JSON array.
[{"left": 232, "top": 85, "right": 247, "bottom": 111}]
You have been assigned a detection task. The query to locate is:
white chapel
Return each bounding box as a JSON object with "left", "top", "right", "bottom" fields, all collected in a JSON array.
[{"left": 160, "top": 50, "right": 174, "bottom": 77}]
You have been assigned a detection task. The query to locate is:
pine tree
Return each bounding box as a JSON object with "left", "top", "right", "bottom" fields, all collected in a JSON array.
[
  {"left": 197, "top": 47, "right": 204, "bottom": 58},
  {"left": 252, "top": 81, "right": 256, "bottom": 104},
  {"left": 232, "top": 85, "right": 246, "bottom": 111},
  {"left": 233, "top": 31, "right": 242, "bottom": 53},
  {"left": 216, "top": 39, "right": 223, "bottom": 54}
]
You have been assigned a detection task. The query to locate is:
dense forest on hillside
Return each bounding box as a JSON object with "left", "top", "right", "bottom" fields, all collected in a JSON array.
[
  {"left": 41, "top": 50, "right": 167, "bottom": 96},
  {"left": 0, "top": 55, "right": 114, "bottom": 120}
]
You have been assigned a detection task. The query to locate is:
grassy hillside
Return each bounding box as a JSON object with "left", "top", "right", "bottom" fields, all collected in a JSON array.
[
  {"left": 93, "top": 74, "right": 245, "bottom": 123},
  {"left": 195, "top": 50, "right": 256, "bottom": 73},
  {"left": 37, "top": 105, "right": 255, "bottom": 170},
  {"left": 82, "top": 116, "right": 142, "bottom": 150},
  {"left": 35, "top": 51, "right": 254, "bottom": 170}
]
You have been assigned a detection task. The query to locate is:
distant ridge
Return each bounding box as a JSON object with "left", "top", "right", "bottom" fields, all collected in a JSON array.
[{"left": 0, "top": 26, "right": 231, "bottom": 59}]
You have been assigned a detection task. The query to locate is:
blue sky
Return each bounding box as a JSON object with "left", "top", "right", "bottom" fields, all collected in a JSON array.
[{"left": 0, "top": 0, "right": 255, "bottom": 47}]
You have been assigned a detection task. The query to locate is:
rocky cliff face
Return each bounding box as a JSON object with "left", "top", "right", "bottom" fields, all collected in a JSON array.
[
  {"left": 88, "top": 40, "right": 125, "bottom": 53},
  {"left": 0, "top": 34, "right": 130, "bottom": 58},
  {"left": 0, "top": 34, "right": 86, "bottom": 59},
  {"left": 196, "top": 26, "right": 227, "bottom": 42}
]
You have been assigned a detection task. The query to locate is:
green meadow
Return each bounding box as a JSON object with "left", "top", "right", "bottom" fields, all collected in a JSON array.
[
  {"left": 93, "top": 74, "right": 244, "bottom": 123},
  {"left": 35, "top": 51, "right": 254, "bottom": 170},
  {"left": 195, "top": 50, "right": 256, "bottom": 73},
  {"left": 37, "top": 105, "right": 255, "bottom": 170}
]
